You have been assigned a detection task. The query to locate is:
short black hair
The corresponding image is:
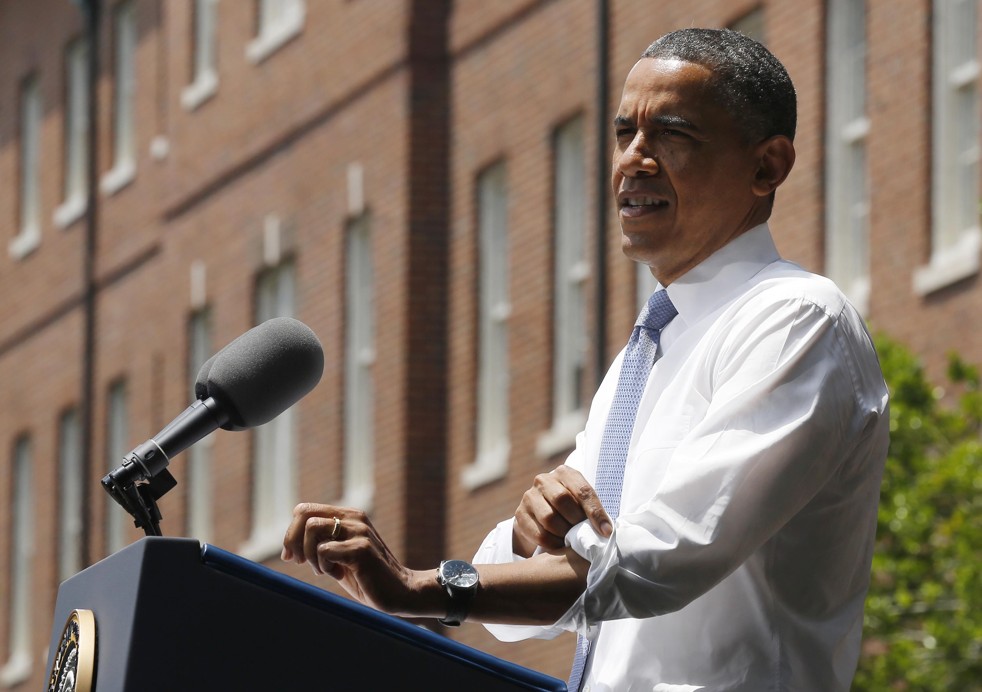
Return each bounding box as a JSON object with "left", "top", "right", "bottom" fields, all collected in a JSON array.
[{"left": 641, "top": 28, "right": 797, "bottom": 143}]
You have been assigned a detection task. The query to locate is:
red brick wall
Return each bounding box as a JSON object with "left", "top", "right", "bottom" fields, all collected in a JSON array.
[
  {"left": 446, "top": 0, "right": 599, "bottom": 675},
  {"left": 1, "top": 0, "right": 980, "bottom": 688}
]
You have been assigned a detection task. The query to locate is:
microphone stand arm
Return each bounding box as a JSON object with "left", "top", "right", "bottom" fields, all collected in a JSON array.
[{"left": 101, "top": 397, "right": 225, "bottom": 537}]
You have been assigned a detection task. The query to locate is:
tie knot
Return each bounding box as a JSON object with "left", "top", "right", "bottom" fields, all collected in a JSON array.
[{"left": 637, "top": 289, "right": 678, "bottom": 333}]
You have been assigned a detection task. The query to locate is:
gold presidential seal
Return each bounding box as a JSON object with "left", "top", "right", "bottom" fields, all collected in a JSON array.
[{"left": 47, "top": 609, "right": 96, "bottom": 692}]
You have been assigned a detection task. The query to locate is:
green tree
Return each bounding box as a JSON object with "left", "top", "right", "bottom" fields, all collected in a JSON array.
[{"left": 853, "top": 335, "right": 982, "bottom": 690}]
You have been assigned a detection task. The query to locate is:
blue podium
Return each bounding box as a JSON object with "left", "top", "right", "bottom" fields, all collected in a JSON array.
[{"left": 45, "top": 537, "right": 566, "bottom": 691}]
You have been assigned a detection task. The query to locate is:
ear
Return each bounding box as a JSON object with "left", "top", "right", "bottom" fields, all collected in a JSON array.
[{"left": 751, "top": 135, "right": 796, "bottom": 198}]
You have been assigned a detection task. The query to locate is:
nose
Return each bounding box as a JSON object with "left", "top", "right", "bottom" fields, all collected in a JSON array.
[{"left": 616, "top": 131, "right": 659, "bottom": 178}]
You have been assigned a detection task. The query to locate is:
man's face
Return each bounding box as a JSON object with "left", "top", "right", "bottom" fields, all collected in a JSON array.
[{"left": 612, "top": 58, "right": 767, "bottom": 285}]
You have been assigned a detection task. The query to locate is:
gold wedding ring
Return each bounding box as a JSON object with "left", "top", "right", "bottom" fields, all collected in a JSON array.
[{"left": 330, "top": 516, "right": 341, "bottom": 539}]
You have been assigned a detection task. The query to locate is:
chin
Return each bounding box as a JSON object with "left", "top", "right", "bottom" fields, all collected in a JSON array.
[{"left": 621, "top": 237, "right": 656, "bottom": 265}]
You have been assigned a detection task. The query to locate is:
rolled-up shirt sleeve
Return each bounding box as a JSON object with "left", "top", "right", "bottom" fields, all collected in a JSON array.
[
  {"left": 474, "top": 437, "right": 591, "bottom": 641},
  {"left": 482, "top": 289, "right": 887, "bottom": 640},
  {"left": 473, "top": 517, "right": 572, "bottom": 641},
  {"left": 553, "top": 294, "right": 886, "bottom": 632}
]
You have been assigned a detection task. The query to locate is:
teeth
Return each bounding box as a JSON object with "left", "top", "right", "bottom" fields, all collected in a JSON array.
[{"left": 625, "top": 196, "right": 663, "bottom": 207}]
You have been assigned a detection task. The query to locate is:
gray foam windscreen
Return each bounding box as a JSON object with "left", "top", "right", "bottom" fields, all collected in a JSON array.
[{"left": 195, "top": 317, "right": 324, "bottom": 430}]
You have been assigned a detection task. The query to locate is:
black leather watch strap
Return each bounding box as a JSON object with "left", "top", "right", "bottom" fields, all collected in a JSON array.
[
  {"left": 438, "top": 589, "right": 474, "bottom": 627},
  {"left": 437, "top": 560, "right": 479, "bottom": 627}
]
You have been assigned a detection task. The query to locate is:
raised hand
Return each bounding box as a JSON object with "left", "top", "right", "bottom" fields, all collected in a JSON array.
[{"left": 512, "top": 466, "right": 612, "bottom": 558}]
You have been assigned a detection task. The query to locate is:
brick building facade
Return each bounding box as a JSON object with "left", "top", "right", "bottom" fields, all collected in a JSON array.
[{"left": 0, "top": 0, "right": 978, "bottom": 687}]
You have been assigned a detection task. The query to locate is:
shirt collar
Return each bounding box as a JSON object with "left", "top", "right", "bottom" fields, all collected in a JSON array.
[{"left": 661, "top": 223, "right": 781, "bottom": 328}]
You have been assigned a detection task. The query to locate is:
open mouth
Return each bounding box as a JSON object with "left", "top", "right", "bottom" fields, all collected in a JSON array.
[{"left": 620, "top": 196, "right": 669, "bottom": 213}]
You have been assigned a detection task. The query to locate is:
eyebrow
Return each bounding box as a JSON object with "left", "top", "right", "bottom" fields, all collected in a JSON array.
[{"left": 613, "top": 113, "right": 701, "bottom": 132}]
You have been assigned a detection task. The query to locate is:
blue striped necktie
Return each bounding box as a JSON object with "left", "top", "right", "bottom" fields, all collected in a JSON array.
[{"left": 567, "top": 289, "right": 677, "bottom": 691}]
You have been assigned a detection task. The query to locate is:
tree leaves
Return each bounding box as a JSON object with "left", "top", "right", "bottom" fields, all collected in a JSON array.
[{"left": 853, "top": 336, "right": 982, "bottom": 691}]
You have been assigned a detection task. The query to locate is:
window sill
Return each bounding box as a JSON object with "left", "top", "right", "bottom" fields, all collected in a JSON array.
[
  {"left": 150, "top": 136, "right": 170, "bottom": 161},
  {"left": 181, "top": 70, "right": 218, "bottom": 112},
  {"left": 54, "top": 195, "right": 87, "bottom": 229},
  {"left": 462, "top": 443, "right": 510, "bottom": 490},
  {"left": 0, "top": 649, "right": 32, "bottom": 687},
  {"left": 238, "top": 528, "right": 287, "bottom": 563},
  {"left": 100, "top": 159, "right": 136, "bottom": 196},
  {"left": 246, "top": 12, "right": 305, "bottom": 65},
  {"left": 913, "top": 226, "right": 981, "bottom": 295},
  {"left": 536, "top": 410, "right": 586, "bottom": 459},
  {"left": 335, "top": 483, "right": 375, "bottom": 514},
  {"left": 8, "top": 227, "right": 40, "bottom": 260}
]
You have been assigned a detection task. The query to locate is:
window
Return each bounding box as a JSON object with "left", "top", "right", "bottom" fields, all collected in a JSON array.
[
  {"left": 106, "top": 380, "right": 129, "bottom": 555},
  {"left": 243, "top": 262, "right": 296, "bottom": 556},
  {"left": 343, "top": 214, "right": 375, "bottom": 508},
  {"left": 730, "top": 8, "right": 765, "bottom": 43},
  {"left": 538, "top": 118, "right": 589, "bottom": 456},
  {"left": 247, "top": 0, "right": 305, "bottom": 64},
  {"left": 181, "top": 0, "right": 218, "bottom": 110},
  {"left": 58, "top": 408, "right": 84, "bottom": 581},
  {"left": 825, "top": 0, "right": 870, "bottom": 314},
  {"left": 1, "top": 437, "right": 35, "bottom": 686},
  {"left": 10, "top": 74, "right": 42, "bottom": 260},
  {"left": 101, "top": 0, "right": 137, "bottom": 195},
  {"left": 464, "top": 163, "right": 510, "bottom": 488},
  {"left": 55, "top": 38, "right": 90, "bottom": 228},
  {"left": 917, "top": 0, "right": 981, "bottom": 294},
  {"left": 186, "top": 309, "right": 213, "bottom": 542}
]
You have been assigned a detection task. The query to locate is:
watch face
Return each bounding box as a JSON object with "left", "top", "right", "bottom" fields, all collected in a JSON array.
[
  {"left": 442, "top": 560, "right": 479, "bottom": 589},
  {"left": 47, "top": 609, "right": 96, "bottom": 692}
]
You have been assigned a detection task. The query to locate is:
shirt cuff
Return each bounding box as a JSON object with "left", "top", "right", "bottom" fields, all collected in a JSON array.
[
  {"left": 473, "top": 518, "right": 569, "bottom": 642},
  {"left": 551, "top": 519, "right": 626, "bottom": 634}
]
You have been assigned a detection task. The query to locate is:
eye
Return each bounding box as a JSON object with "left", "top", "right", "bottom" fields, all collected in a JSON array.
[{"left": 661, "top": 128, "right": 689, "bottom": 139}]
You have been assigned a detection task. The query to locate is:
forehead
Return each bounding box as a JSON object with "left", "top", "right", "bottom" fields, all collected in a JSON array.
[{"left": 617, "top": 57, "right": 722, "bottom": 121}]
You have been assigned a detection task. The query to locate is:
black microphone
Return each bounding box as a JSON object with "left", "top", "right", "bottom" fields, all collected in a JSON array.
[{"left": 102, "top": 317, "right": 324, "bottom": 522}]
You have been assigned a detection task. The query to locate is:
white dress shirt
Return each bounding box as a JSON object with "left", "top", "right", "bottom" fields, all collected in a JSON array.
[{"left": 474, "top": 224, "right": 889, "bottom": 691}]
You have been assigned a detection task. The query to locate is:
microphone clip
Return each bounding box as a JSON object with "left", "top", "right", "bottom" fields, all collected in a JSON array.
[{"left": 102, "top": 442, "right": 177, "bottom": 537}]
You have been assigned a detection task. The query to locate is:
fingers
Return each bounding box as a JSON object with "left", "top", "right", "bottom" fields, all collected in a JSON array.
[
  {"left": 533, "top": 472, "right": 588, "bottom": 528},
  {"left": 280, "top": 503, "right": 419, "bottom": 616},
  {"left": 282, "top": 502, "right": 330, "bottom": 563},
  {"left": 518, "top": 483, "right": 574, "bottom": 546},
  {"left": 552, "top": 466, "right": 613, "bottom": 538},
  {"left": 513, "top": 467, "right": 614, "bottom": 555},
  {"left": 302, "top": 515, "right": 342, "bottom": 575},
  {"left": 282, "top": 503, "right": 361, "bottom": 568}
]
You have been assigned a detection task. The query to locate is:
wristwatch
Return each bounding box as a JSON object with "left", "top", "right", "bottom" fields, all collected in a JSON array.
[{"left": 436, "top": 559, "right": 480, "bottom": 626}]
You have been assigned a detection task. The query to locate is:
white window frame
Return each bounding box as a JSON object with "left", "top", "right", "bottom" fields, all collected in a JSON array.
[
  {"left": 106, "top": 380, "right": 129, "bottom": 555},
  {"left": 463, "top": 163, "right": 511, "bottom": 489},
  {"left": 0, "top": 437, "right": 35, "bottom": 687},
  {"left": 825, "top": 0, "right": 871, "bottom": 315},
  {"left": 58, "top": 408, "right": 84, "bottom": 581},
  {"left": 181, "top": 0, "right": 219, "bottom": 110},
  {"left": 538, "top": 118, "right": 590, "bottom": 457},
  {"left": 729, "top": 7, "right": 766, "bottom": 43},
  {"left": 246, "top": 0, "right": 305, "bottom": 64},
  {"left": 917, "top": 0, "right": 981, "bottom": 295},
  {"left": 55, "top": 38, "right": 90, "bottom": 228},
  {"left": 341, "top": 213, "right": 376, "bottom": 509},
  {"left": 101, "top": 0, "right": 137, "bottom": 195},
  {"left": 187, "top": 309, "right": 214, "bottom": 542},
  {"left": 10, "top": 75, "right": 42, "bottom": 260},
  {"left": 241, "top": 261, "right": 297, "bottom": 559}
]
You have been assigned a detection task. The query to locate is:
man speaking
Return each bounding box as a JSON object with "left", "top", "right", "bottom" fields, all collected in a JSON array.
[{"left": 282, "top": 28, "right": 889, "bottom": 691}]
